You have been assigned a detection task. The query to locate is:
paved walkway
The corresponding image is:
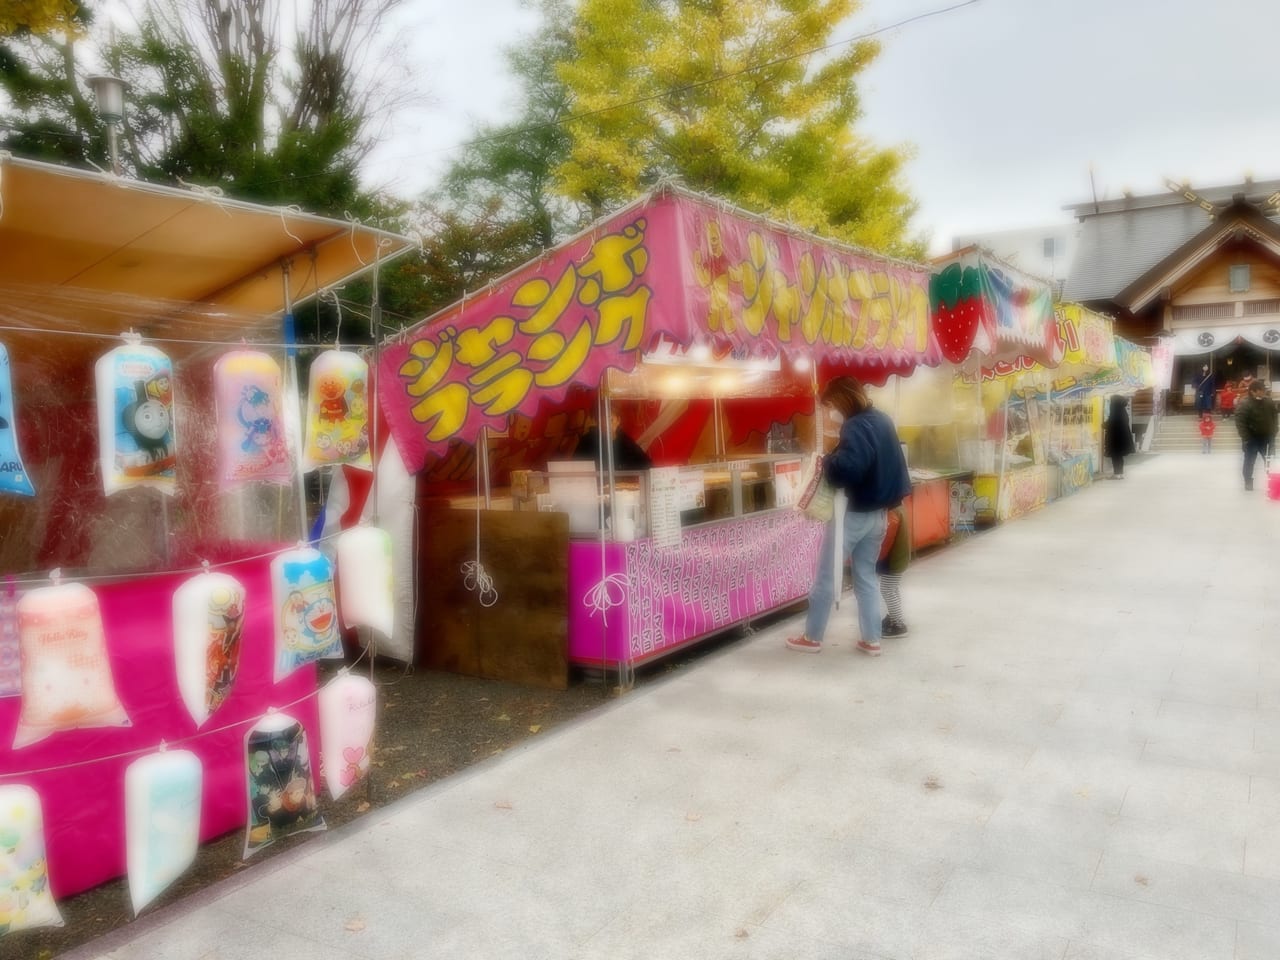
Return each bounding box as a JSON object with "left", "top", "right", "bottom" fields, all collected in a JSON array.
[{"left": 74, "top": 452, "right": 1280, "bottom": 960}]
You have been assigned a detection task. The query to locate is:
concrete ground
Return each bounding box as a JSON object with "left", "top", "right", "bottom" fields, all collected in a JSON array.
[{"left": 72, "top": 451, "right": 1280, "bottom": 960}]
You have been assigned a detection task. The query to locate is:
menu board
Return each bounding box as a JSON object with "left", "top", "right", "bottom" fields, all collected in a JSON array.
[
  {"left": 678, "top": 472, "right": 706, "bottom": 511},
  {"left": 648, "top": 466, "right": 682, "bottom": 548},
  {"left": 774, "top": 459, "right": 803, "bottom": 508}
]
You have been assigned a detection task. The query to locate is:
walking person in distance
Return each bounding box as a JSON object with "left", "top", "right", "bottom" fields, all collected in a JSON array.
[{"left": 1234, "top": 380, "right": 1277, "bottom": 491}]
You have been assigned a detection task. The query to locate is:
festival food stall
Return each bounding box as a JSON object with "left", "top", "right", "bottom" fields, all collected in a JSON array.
[
  {"left": 0, "top": 156, "right": 411, "bottom": 929},
  {"left": 926, "top": 248, "right": 1064, "bottom": 526},
  {"left": 377, "top": 186, "right": 942, "bottom": 685},
  {"left": 957, "top": 301, "right": 1153, "bottom": 520},
  {"left": 980, "top": 303, "right": 1117, "bottom": 502}
]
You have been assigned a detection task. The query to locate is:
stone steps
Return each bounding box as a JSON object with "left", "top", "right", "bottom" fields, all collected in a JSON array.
[{"left": 1152, "top": 415, "right": 1243, "bottom": 454}]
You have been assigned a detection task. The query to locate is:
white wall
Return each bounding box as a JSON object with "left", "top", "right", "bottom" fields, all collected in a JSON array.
[{"left": 952, "top": 224, "right": 1080, "bottom": 291}]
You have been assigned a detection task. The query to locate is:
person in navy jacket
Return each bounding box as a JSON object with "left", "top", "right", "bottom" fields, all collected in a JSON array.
[{"left": 787, "top": 376, "right": 911, "bottom": 657}]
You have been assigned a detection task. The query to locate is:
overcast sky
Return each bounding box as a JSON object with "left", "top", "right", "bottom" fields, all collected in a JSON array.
[{"left": 363, "top": 0, "right": 1280, "bottom": 252}]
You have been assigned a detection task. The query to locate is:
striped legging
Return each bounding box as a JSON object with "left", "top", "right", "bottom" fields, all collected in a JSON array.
[{"left": 880, "top": 573, "right": 904, "bottom": 622}]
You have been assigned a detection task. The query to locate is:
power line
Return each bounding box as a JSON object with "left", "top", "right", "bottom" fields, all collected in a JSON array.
[
  {"left": 0, "top": 1, "right": 979, "bottom": 195},
  {"left": 255, "top": 0, "right": 981, "bottom": 188},
  {"left": 427, "top": 0, "right": 979, "bottom": 162}
]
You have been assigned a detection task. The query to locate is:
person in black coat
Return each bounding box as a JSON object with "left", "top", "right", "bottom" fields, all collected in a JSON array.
[
  {"left": 1105, "top": 395, "right": 1136, "bottom": 478},
  {"left": 573, "top": 412, "right": 653, "bottom": 471},
  {"left": 1194, "top": 364, "right": 1216, "bottom": 415}
]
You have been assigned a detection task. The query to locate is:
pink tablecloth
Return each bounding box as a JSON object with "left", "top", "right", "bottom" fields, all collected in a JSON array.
[
  {"left": 0, "top": 555, "right": 319, "bottom": 898},
  {"left": 568, "top": 511, "right": 824, "bottom": 667}
]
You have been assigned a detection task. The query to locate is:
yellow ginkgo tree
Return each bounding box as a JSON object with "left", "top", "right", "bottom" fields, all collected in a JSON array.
[
  {"left": 0, "top": 0, "right": 81, "bottom": 36},
  {"left": 556, "top": 0, "right": 922, "bottom": 256}
]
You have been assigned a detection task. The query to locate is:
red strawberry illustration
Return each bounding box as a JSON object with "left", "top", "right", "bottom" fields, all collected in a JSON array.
[
  {"left": 929, "top": 262, "right": 989, "bottom": 363},
  {"left": 932, "top": 297, "right": 982, "bottom": 364}
]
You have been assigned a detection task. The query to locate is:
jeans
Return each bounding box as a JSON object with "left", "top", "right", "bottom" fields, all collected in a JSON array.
[
  {"left": 1202, "top": 438, "right": 1211, "bottom": 454},
  {"left": 804, "top": 507, "right": 888, "bottom": 646},
  {"left": 1243, "top": 438, "right": 1270, "bottom": 485}
]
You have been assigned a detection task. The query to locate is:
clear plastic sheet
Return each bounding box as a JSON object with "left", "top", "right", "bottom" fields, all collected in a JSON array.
[{"left": 0, "top": 283, "right": 320, "bottom": 581}]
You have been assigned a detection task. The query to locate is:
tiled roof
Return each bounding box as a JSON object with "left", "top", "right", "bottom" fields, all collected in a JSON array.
[{"left": 1063, "top": 180, "right": 1280, "bottom": 303}]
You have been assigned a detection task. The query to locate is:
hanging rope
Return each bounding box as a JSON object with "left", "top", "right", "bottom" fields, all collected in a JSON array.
[
  {"left": 460, "top": 441, "right": 498, "bottom": 608},
  {"left": 277, "top": 204, "right": 305, "bottom": 246},
  {"left": 3, "top": 532, "right": 342, "bottom": 588},
  {"left": 582, "top": 573, "right": 628, "bottom": 626},
  {"left": 345, "top": 212, "right": 368, "bottom": 267}
]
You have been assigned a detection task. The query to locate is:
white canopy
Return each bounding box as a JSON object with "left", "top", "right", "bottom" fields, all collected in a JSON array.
[{"left": 1165, "top": 322, "right": 1280, "bottom": 356}]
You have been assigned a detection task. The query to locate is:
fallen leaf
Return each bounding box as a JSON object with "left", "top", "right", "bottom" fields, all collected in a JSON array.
[
  {"left": 666, "top": 747, "right": 682, "bottom": 753},
  {"left": 495, "top": 800, "right": 513, "bottom": 810},
  {"left": 1134, "top": 874, "right": 1149, "bottom": 887},
  {"left": 734, "top": 928, "right": 750, "bottom": 940},
  {"left": 494, "top": 713, "right": 511, "bottom": 722},
  {"left": 344, "top": 917, "right": 367, "bottom": 932},
  {"left": 685, "top": 812, "right": 702, "bottom": 822},
  {"left": 356, "top": 801, "right": 371, "bottom": 813},
  {"left": 528, "top": 724, "right": 542, "bottom": 734},
  {"left": 388, "top": 780, "right": 401, "bottom": 788}
]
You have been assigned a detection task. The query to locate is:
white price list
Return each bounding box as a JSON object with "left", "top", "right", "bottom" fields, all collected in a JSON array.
[{"left": 647, "top": 466, "right": 683, "bottom": 549}]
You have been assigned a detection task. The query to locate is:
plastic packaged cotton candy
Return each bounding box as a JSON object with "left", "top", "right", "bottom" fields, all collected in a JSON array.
[
  {"left": 243, "top": 712, "right": 324, "bottom": 857},
  {"left": 95, "top": 341, "right": 178, "bottom": 496},
  {"left": 13, "top": 580, "right": 131, "bottom": 749},
  {"left": 214, "top": 350, "right": 292, "bottom": 489},
  {"left": 0, "top": 345, "right": 34, "bottom": 498},
  {"left": 271, "top": 546, "right": 343, "bottom": 681},
  {"left": 125, "top": 749, "right": 202, "bottom": 916},
  {"left": 0, "top": 785, "right": 63, "bottom": 936},
  {"left": 318, "top": 671, "right": 376, "bottom": 801},
  {"left": 173, "top": 570, "right": 246, "bottom": 727},
  {"left": 302, "top": 350, "right": 372, "bottom": 472},
  {"left": 335, "top": 525, "right": 394, "bottom": 640}
]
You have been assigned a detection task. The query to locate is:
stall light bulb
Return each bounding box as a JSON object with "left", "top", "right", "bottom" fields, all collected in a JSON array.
[
  {"left": 793, "top": 356, "right": 812, "bottom": 373},
  {"left": 665, "top": 372, "right": 690, "bottom": 394},
  {"left": 689, "top": 344, "right": 712, "bottom": 363}
]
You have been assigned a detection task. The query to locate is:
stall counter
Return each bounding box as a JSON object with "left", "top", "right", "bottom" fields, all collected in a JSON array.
[
  {"left": 567, "top": 509, "right": 824, "bottom": 667},
  {"left": 974, "top": 465, "right": 1051, "bottom": 523},
  {"left": 904, "top": 470, "right": 973, "bottom": 552},
  {"left": 1055, "top": 453, "right": 1094, "bottom": 500}
]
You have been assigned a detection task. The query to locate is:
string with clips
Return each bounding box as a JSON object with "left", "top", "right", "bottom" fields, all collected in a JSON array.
[{"left": 0, "top": 657, "right": 366, "bottom": 781}]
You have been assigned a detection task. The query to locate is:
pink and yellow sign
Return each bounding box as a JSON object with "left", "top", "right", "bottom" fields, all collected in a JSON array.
[
  {"left": 977, "top": 303, "right": 1115, "bottom": 389},
  {"left": 380, "top": 191, "right": 938, "bottom": 471}
]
